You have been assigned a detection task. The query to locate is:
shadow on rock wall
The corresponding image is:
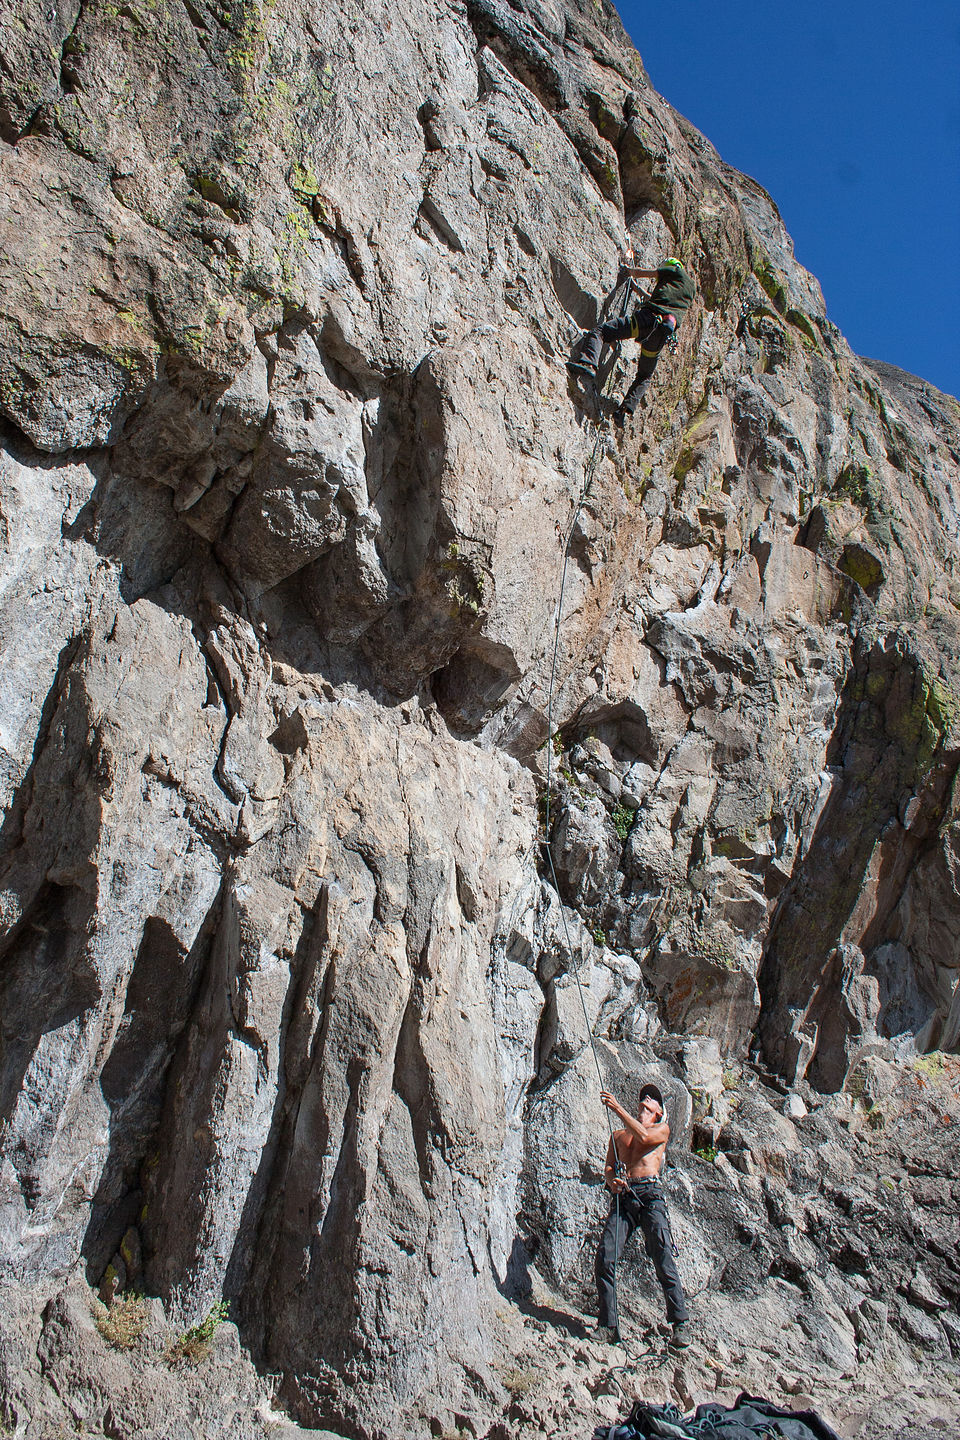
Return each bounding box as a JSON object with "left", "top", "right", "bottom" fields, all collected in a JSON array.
[
  {"left": 81, "top": 898, "right": 225, "bottom": 1288},
  {"left": 758, "top": 629, "right": 960, "bottom": 1090}
]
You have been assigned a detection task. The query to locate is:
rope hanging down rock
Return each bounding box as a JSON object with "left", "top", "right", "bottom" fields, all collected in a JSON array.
[
  {"left": 541, "top": 272, "right": 635, "bottom": 1337},
  {"left": 542, "top": 269, "right": 634, "bottom": 1096}
]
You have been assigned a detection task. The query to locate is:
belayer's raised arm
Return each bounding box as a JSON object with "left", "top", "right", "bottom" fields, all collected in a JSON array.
[{"left": 600, "top": 1089, "right": 669, "bottom": 1147}]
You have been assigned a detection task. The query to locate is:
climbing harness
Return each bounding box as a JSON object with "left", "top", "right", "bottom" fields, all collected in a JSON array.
[{"left": 629, "top": 308, "right": 676, "bottom": 351}]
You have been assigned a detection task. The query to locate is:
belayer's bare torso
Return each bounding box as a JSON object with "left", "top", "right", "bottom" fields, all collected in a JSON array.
[{"left": 600, "top": 1091, "right": 669, "bottom": 1190}]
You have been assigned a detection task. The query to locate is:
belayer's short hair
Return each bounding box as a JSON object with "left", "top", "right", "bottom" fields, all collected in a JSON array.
[{"left": 638, "top": 1082, "right": 665, "bottom": 1118}]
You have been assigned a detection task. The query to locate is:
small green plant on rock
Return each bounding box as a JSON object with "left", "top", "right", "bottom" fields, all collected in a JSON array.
[
  {"left": 95, "top": 1293, "right": 148, "bottom": 1351},
  {"left": 502, "top": 1366, "right": 538, "bottom": 1399},
  {"left": 691, "top": 931, "right": 738, "bottom": 971},
  {"left": 611, "top": 803, "right": 634, "bottom": 841},
  {"left": 693, "top": 1145, "right": 718, "bottom": 1164},
  {"left": 166, "top": 1300, "right": 230, "bottom": 1367},
  {"left": 442, "top": 547, "right": 486, "bottom": 621}
]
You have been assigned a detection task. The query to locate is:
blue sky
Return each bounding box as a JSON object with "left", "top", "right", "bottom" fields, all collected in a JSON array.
[{"left": 619, "top": 1, "right": 960, "bottom": 399}]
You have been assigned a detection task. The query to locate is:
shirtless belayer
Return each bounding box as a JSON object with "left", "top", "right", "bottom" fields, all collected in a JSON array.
[{"left": 594, "top": 1081, "right": 689, "bottom": 1345}]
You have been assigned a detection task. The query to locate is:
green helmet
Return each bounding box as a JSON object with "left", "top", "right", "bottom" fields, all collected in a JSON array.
[{"left": 663, "top": 256, "right": 683, "bottom": 268}]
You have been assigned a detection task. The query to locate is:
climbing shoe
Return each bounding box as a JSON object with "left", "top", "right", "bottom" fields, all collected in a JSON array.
[
  {"left": 595, "top": 1324, "right": 620, "bottom": 1344},
  {"left": 669, "top": 1320, "right": 691, "bottom": 1349},
  {"left": 567, "top": 359, "right": 597, "bottom": 380},
  {"left": 619, "top": 381, "right": 648, "bottom": 418}
]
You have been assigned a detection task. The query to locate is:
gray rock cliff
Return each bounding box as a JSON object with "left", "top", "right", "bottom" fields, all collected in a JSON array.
[{"left": 0, "top": 0, "right": 958, "bottom": 1435}]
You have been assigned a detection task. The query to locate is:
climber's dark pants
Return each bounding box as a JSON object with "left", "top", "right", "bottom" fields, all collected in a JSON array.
[
  {"left": 595, "top": 1179, "right": 687, "bottom": 1328},
  {"left": 577, "top": 305, "right": 674, "bottom": 409}
]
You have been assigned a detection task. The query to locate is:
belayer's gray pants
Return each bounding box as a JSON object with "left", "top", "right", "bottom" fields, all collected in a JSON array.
[{"left": 595, "top": 1179, "right": 687, "bottom": 1328}]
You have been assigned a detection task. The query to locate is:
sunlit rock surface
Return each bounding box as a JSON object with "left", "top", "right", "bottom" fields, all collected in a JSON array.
[{"left": 0, "top": 0, "right": 958, "bottom": 1435}]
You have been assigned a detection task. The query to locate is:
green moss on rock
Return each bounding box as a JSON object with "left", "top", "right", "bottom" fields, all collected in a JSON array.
[
  {"left": 839, "top": 542, "right": 884, "bottom": 593},
  {"left": 754, "top": 254, "right": 788, "bottom": 314},
  {"left": 786, "top": 307, "right": 818, "bottom": 347}
]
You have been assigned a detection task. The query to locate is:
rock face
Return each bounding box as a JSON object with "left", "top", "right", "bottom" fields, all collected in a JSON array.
[{"left": 1, "top": 0, "right": 959, "bottom": 1435}]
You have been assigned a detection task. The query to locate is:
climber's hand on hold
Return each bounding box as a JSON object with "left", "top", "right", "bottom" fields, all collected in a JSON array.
[{"left": 600, "top": 1090, "right": 627, "bottom": 1121}]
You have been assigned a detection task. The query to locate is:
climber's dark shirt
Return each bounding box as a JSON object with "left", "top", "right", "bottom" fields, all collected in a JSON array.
[{"left": 648, "top": 264, "right": 696, "bottom": 320}]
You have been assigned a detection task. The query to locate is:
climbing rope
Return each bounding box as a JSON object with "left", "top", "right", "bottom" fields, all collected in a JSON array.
[
  {"left": 542, "top": 268, "right": 635, "bottom": 1092},
  {"left": 541, "top": 274, "right": 691, "bottom": 1379},
  {"left": 541, "top": 271, "right": 636, "bottom": 1348}
]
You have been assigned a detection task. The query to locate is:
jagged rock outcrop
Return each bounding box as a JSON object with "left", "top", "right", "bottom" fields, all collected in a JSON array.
[{"left": 1, "top": 0, "right": 959, "bottom": 1436}]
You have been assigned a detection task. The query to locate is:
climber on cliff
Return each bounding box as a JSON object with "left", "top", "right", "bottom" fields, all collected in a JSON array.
[
  {"left": 568, "top": 254, "right": 696, "bottom": 421},
  {"left": 594, "top": 1081, "right": 689, "bottom": 1347}
]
